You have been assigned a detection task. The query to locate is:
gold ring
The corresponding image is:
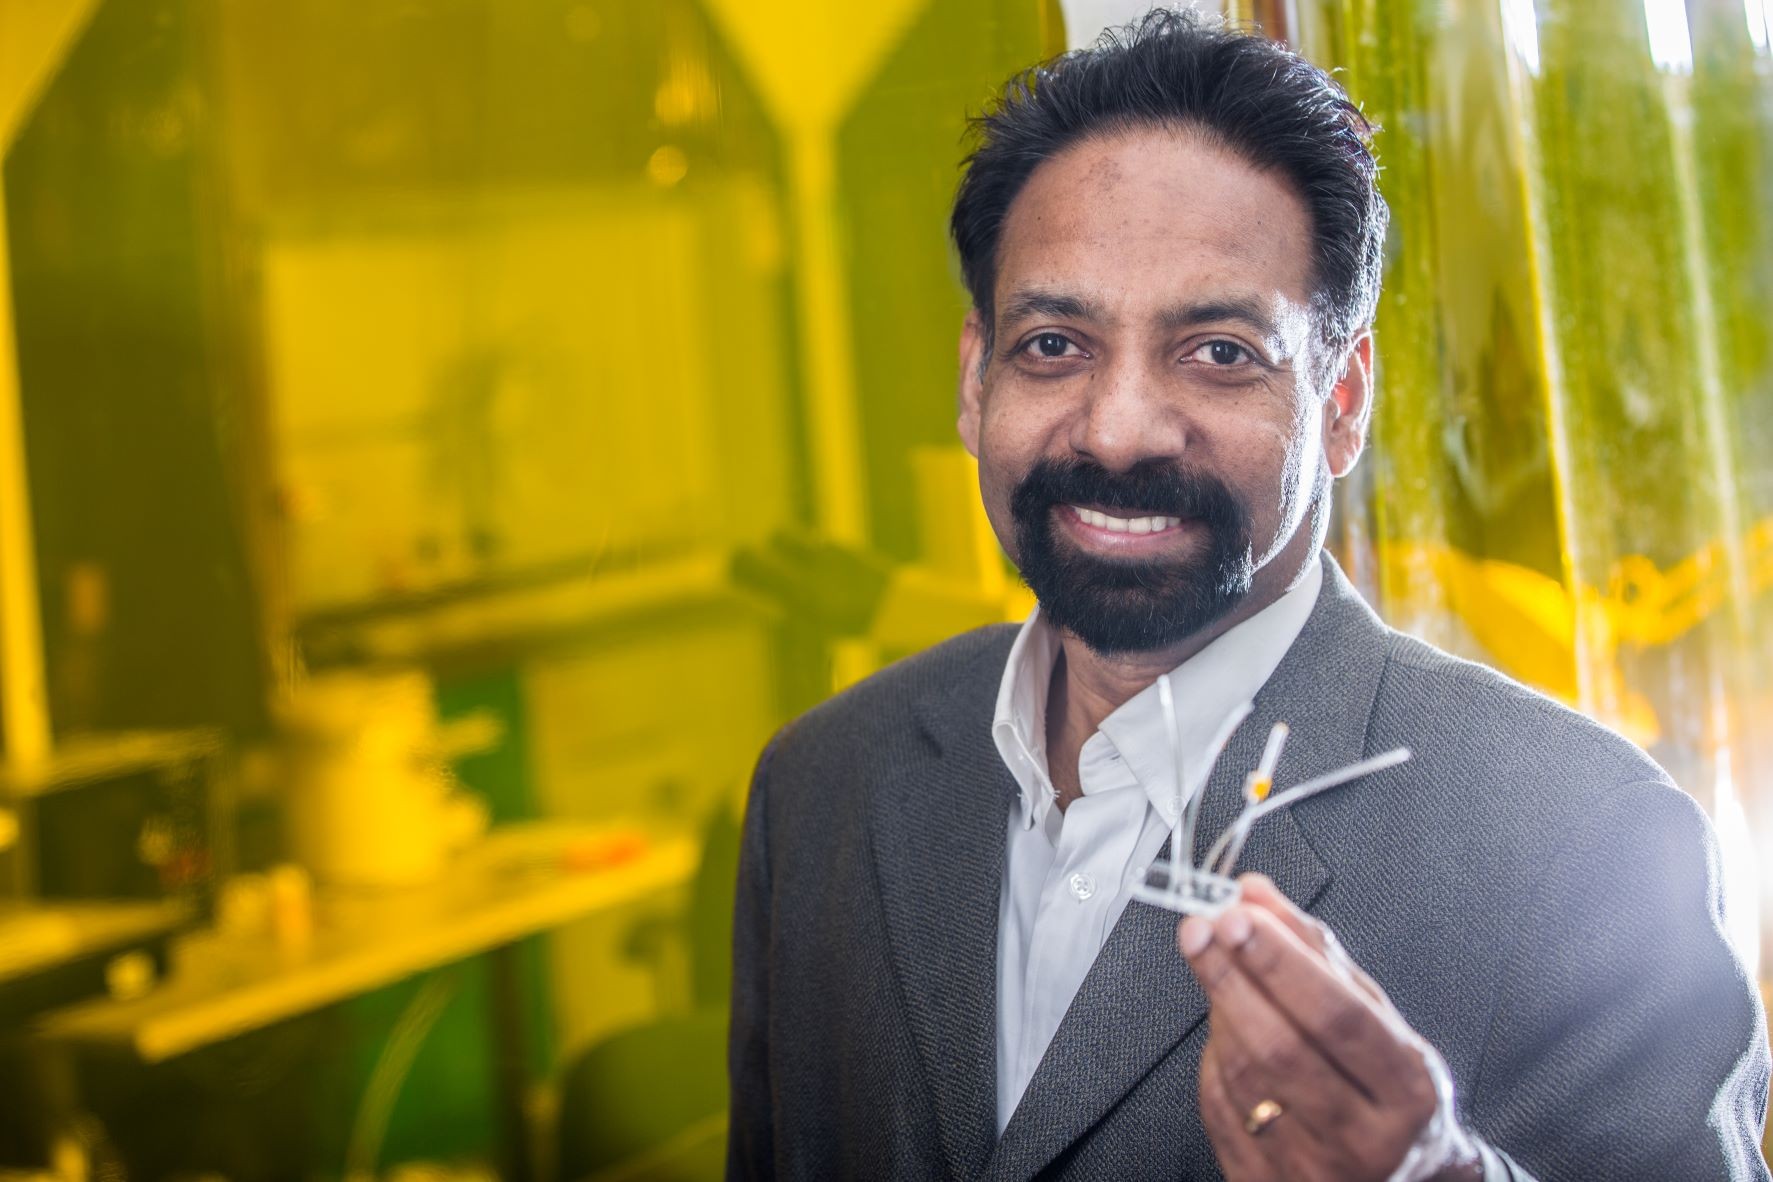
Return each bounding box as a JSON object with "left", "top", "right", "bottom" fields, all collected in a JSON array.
[{"left": 1244, "top": 1098, "right": 1284, "bottom": 1136}]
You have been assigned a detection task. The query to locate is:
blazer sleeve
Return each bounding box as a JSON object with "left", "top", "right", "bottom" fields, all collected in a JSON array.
[
  {"left": 727, "top": 734, "right": 781, "bottom": 1180},
  {"left": 1462, "top": 778, "right": 1771, "bottom": 1180}
]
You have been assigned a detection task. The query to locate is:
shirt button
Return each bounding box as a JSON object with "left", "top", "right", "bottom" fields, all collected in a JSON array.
[{"left": 1069, "top": 872, "right": 1096, "bottom": 901}]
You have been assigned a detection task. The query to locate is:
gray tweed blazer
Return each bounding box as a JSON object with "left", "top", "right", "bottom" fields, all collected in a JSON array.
[{"left": 728, "top": 553, "right": 1770, "bottom": 1180}]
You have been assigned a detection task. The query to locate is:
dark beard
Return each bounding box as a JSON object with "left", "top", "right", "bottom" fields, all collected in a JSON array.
[{"left": 1009, "top": 457, "right": 1255, "bottom": 655}]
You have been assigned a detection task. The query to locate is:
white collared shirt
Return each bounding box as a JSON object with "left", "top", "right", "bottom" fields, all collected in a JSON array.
[{"left": 990, "top": 560, "right": 1323, "bottom": 1133}]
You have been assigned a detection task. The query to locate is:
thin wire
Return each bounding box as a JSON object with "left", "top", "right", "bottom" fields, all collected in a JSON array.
[
  {"left": 343, "top": 967, "right": 462, "bottom": 1182},
  {"left": 1179, "top": 700, "right": 1252, "bottom": 870},
  {"left": 1205, "top": 747, "right": 1411, "bottom": 876}
]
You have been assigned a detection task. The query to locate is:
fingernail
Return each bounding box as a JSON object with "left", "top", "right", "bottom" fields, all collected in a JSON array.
[
  {"left": 1179, "top": 917, "right": 1212, "bottom": 957},
  {"left": 1222, "top": 909, "right": 1253, "bottom": 948}
]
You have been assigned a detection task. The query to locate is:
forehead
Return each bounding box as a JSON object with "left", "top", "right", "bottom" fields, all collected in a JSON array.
[{"left": 993, "top": 126, "right": 1315, "bottom": 324}]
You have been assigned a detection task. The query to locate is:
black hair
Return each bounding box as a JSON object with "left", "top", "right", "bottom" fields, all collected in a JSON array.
[{"left": 950, "top": 8, "right": 1386, "bottom": 367}]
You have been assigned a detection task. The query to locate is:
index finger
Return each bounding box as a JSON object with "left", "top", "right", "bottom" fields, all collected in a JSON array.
[
  {"left": 1235, "top": 875, "right": 1387, "bottom": 1004},
  {"left": 1234, "top": 875, "right": 1322, "bottom": 948},
  {"left": 1215, "top": 904, "right": 1425, "bottom": 1104}
]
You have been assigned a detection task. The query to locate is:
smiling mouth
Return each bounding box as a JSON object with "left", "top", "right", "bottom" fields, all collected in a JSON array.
[{"left": 1065, "top": 504, "right": 1186, "bottom": 536}]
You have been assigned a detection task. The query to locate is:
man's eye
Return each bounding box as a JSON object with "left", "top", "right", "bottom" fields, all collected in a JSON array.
[
  {"left": 1188, "top": 340, "right": 1252, "bottom": 366},
  {"left": 1024, "top": 332, "right": 1080, "bottom": 359}
]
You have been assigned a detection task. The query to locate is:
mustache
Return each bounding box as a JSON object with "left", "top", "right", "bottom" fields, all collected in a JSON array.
[{"left": 1009, "top": 457, "right": 1245, "bottom": 527}]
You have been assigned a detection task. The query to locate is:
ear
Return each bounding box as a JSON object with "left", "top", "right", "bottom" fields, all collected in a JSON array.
[
  {"left": 957, "top": 308, "right": 989, "bottom": 458},
  {"left": 1323, "top": 331, "right": 1373, "bottom": 478}
]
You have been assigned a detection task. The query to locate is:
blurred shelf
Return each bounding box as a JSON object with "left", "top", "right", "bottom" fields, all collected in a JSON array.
[
  {"left": 1, "top": 899, "right": 192, "bottom": 1027},
  {"left": 32, "top": 821, "right": 696, "bottom": 1063},
  {"left": 0, "top": 729, "right": 223, "bottom": 801},
  {"left": 0, "top": 900, "right": 191, "bottom": 986},
  {"left": 294, "top": 549, "right": 759, "bottom": 668}
]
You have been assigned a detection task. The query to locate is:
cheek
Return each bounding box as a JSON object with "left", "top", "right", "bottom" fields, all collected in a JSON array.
[
  {"left": 1278, "top": 415, "right": 1315, "bottom": 490},
  {"left": 1262, "top": 386, "right": 1322, "bottom": 476},
  {"left": 976, "top": 396, "right": 1049, "bottom": 486},
  {"left": 981, "top": 390, "right": 1042, "bottom": 444},
  {"left": 980, "top": 387, "right": 1083, "bottom": 473},
  {"left": 972, "top": 410, "right": 1028, "bottom": 552},
  {"left": 977, "top": 475, "right": 1023, "bottom": 565},
  {"left": 1216, "top": 404, "right": 1320, "bottom": 531},
  {"left": 976, "top": 388, "right": 1083, "bottom": 560}
]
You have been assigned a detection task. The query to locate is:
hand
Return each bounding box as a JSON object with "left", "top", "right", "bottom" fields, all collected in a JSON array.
[{"left": 1177, "top": 875, "right": 1481, "bottom": 1182}]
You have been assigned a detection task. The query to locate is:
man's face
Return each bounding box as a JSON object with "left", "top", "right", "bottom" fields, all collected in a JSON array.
[{"left": 957, "top": 127, "right": 1369, "bottom": 656}]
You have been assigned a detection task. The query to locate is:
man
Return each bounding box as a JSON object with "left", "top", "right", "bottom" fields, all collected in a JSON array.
[{"left": 728, "top": 11, "right": 1770, "bottom": 1180}]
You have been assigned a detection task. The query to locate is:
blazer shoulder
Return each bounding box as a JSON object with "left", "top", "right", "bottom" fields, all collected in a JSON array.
[{"left": 1374, "top": 626, "right": 1673, "bottom": 802}]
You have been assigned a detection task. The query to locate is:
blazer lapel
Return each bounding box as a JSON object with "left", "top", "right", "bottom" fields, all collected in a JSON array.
[
  {"left": 985, "top": 555, "right": 1392, "bottom": 1181},
  {"left": 871, "top": 629, "right": 1019, "bottom": 1181}
]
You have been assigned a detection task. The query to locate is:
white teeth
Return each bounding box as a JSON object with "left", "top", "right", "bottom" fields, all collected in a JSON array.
[{"left": 1069, "top": 506, "right": 1183, "bottom": 534}]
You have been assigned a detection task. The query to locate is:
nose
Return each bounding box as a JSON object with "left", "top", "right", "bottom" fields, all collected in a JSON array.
[{"left": 1066, "top": 353, "right": 1188, "bottom": 473}]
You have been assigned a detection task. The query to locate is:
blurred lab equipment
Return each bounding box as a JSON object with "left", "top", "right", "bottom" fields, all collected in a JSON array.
[
  {"left": 31, "top": 822, "right": 695, "bottom": 1182},
  {"left": 0, "top": 732, "right": 222, "bottom": 1175},
  {"left": 1, "top": 730, "right": 223, "bottom": 904},
  {"left": 0, "top": 0, "right": 1055, "bottom": 1175},
  {"left": 0, "top": 730, "right": 221, "bottom": 1023},
  {"left": 0, "top": 901, "right": 187, "bottom": 1024},
  {"left": 277, "top": 668, "right": 489, "bottom": 889},
  {"left": 731, "top": 447, "right": 1029, "bottom": 665},
  {"left": 730, "top": 528, "right": 894, "bottom": 636},
  {"left": 555, "top": 806, "right": 740, "bottom": 1181}
]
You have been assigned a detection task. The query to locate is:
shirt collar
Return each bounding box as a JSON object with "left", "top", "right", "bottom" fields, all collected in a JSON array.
[
  {"left": 991, "top": 559, "right": 1324, "bottom": 830},
  {"left": 991, "top": 603, "right": 1062, "bottom": 819}
]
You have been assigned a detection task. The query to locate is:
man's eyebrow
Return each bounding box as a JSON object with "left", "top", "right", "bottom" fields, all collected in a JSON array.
[
  {"left": 1158, "top": 298, "right": 1283, "bottom": 341},
  {"left": 998, "top": 291, "right": 1290, "bottom": 345},
  {"left": 998, "top": 289, "right": 1102, "bottom": 326}
]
